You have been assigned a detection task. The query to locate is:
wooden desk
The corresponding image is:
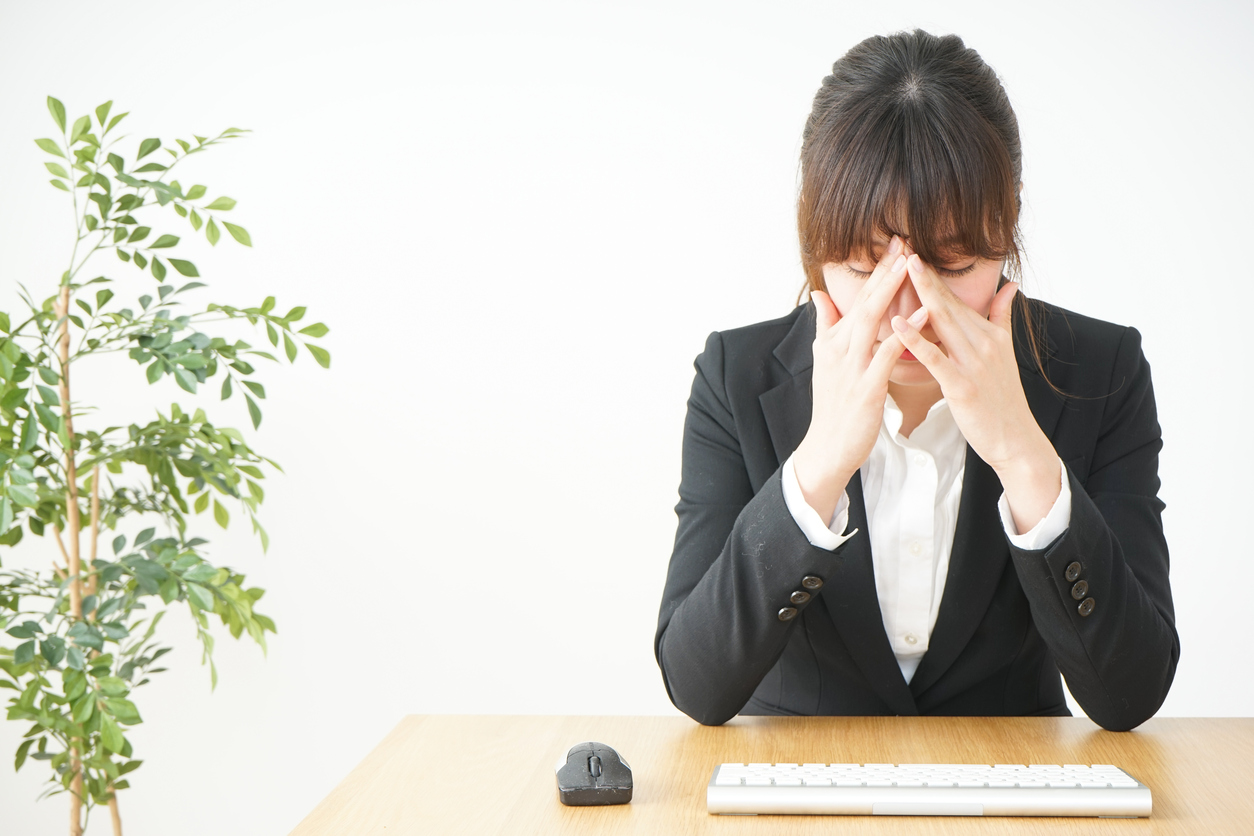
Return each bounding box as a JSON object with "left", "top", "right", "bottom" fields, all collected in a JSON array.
[{"left": 290, "top": 715, "right": 1254, "bottom": 834}]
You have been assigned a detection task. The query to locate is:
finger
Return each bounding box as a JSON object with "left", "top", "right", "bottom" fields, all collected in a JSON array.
[
  {"left": 810, "top": 289, "right": 841, "bottom": 332},
  {"left": 988, "top": 280, "right": 1018, "bottom": 334},
  {"left": 853, "top": 235, "right": 906, "bottom": 308},
  {"left": 851, "top": 248, "right": 910, "bottom": 354},
  {"left": 905, "top": 254, "right": 981, "bottom": 359},
  {"left": 867, "top": 328, "right": 907, "bottom": 385},
  {"left": 891, "top": 312, "right": 956, "bottom": 385}
]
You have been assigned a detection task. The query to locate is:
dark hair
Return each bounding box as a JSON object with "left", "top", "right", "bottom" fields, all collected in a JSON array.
[{"left": 797, "top": 29, "right": 1058, "bottom": 389}]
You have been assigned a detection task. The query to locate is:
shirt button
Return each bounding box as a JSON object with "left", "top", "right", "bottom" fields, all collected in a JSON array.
[
  {"left": 904, "top": 633, "right": 919, "bottom": 645},
  {"left": 789, "top": 590, "right": 811, "bottom": 605},
  {"left": 909, "top": 541, "right": 923, "bottom": 556},
  {"left": 1077, "top": 598, "right": 1095, "bottom": 617},
  {"left": 778, "top": 607, "right": 798, "bottom": 622},
  {"left": 1070, "top": 580, "right": 1089, "bottom": 600},
  {"left": 1065, "top": 562, "right": 1082, "bottom": 582},
  {"left": 801, "top": 575, "right": 824, "bottom": 591}
]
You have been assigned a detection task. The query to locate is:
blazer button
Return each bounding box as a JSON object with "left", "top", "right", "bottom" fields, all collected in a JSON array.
[
  {"left": 790, "top": 590, "right": 811, "bottom": 605},
  {"left": 778, "top": 607, "right": 798, "bottom": 622},
  {"left": 1071, "top": 580, "right": 1089, "bottom": 600},
  {"left": 1065, "top": 562, "right": 1082, "bottom": 582},
  {"left": 801, "top": 575, "right": 824, "bottom": 591},
  {"left": 1077, "top": 597, "right": 1095, "bottom": 617}
]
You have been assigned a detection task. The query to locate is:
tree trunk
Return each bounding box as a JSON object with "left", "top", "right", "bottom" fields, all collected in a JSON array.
[{"left": 57, "top": 287, "right": 86, "bottom": 836}]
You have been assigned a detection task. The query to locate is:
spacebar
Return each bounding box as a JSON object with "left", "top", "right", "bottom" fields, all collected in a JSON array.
[{"left": 873, "top": 801, "right": 984, "bottom": 816}]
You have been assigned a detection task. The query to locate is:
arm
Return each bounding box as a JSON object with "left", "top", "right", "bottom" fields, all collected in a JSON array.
[
  {"left": 654, "top": 331, "right": 851, "bottom": 725},
  {"left": 1003, "top": 326, "right": 1178, "bottom": 731}
]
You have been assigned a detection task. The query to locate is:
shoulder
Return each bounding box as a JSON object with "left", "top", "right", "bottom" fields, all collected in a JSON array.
[
  {"left": 693, "top": 305, "right": 808, "bottom": 395},
  {"left": 1022, "top": 298, "right": 1149, "bottom": 392}
]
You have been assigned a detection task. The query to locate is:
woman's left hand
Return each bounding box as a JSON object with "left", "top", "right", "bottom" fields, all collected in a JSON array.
[{"left": 890, "top": 253, "right": 1043, "bottom": 473}]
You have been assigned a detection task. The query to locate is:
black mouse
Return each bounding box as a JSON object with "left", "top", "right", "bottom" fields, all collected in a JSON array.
[{"left": 555, "top": 741, "right": 633, "bottom": 806}]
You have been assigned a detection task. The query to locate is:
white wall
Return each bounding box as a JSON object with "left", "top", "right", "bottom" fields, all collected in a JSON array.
[{"left": 1, "top": 1, "right": 1251, "bottom": 833}]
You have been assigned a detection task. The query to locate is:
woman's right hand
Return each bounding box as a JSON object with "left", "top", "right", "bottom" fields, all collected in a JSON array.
[{"left": 792, "top": 235, "right": 927, "bottom": 524}]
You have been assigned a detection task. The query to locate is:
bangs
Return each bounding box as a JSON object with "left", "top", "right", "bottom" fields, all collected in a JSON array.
[{"left": 800, "top": 80, "right": 1021, "bottom": 276}]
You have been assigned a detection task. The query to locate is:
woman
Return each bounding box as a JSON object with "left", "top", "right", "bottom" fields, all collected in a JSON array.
[{"left": 654, "top": 30, "right": 1178, "bottom": 732}]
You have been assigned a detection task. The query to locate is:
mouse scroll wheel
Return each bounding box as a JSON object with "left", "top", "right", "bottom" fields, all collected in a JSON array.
[{"left": 588, "top": 755, "right": 602, "bottom": 778}]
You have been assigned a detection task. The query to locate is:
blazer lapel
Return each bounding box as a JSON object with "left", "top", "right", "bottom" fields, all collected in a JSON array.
[
  {"left": 909, "top": 319, "right": 1069, "bottom": 697},
  {"left": 759, "top": 302, "right": 918, "bottom": 715}
]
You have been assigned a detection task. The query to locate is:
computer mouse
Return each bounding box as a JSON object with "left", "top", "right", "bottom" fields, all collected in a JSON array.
[{"left": 555, "top": 741, "right": 633, "bottom": 806}]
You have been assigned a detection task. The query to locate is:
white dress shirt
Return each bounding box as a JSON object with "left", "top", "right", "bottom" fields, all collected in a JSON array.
[{"left": 781, "top": 394, "right": 1072, "bottom": 683}]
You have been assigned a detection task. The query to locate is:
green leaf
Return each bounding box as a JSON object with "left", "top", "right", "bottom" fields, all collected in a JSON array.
[
  {"left": 105, "top": 697, "right": 142, "bottom": 725},
  {"left": 266, "top": 321, "right": 278, "bottom": 346},
  {"left": 95, "top": 100, "right": 113, "bottom": 127},
  {"left": 187, "top": 583, "right": 215, "bottom": 610},
  {"left": 100, "top": 713, "right": 125, "bottom": 753},
  {"left": 150, "top": 234, "right": 179, "bottom": 248},
  {"left": 241, "top": 380, "right": 266, "bottom": 399},
  {"left": 206, "top": 218, "right": 220, "bottom": 246},
  {"left": 14, "top": 639, "right": 35, "bottom": 666},
  {"left": 8, "top": 484, "right": 39, "bottom": 507},
  {"left": 261, "top": 296, "right": 276, "bottom": 313},
  {"left": 106, "top": 111, "right": 129, "bottom": 133},
  {"left": 151, "top": 258, "right": 167, "bottom": 281},
  {"left": 73, "top": 694, "right": 95, "bottom": 724},
  {"left": 146, "top": 360, "right": 163, "bottom": 384},
  {"left": 44, "top": 161, "right": 68, "bottom": 178},
  {"left": 15, "top": 739, "right": 33, "bottom": 771},
  {"left": 127, "top": 226, "right": 151, "bottom": 243},
  {"left": 213, "top": 499, "right": 229, "bottom": 529},
  {"left": 245, "top": 393, "right": 262, "bottom": 429},
  {"left": 35, "top": 137, "right": 65, "bottom": 158},
  {"left": 298, "top": 322, "right": 329, "bottom": 338},
  {"left": 20, "top": 415, "right": 38, "bottom": 451},
  {"left": 194, "top": 491, "right": 210, "bottom": 514},
  {"left": 48, "top": 96, "right": 66, "bottom": 132},
  {"left": 189, "top": 209, "right": 203, "bottom": 231},
  {"left": 174, "top": 368, "right": 197, "bottom": 394},
  {"left": 137, "top": 138, "right": 161, "bottom": 160},
  {"left": 283, "top": 332, "right": 297, "bottom": 363},
  {"left": 70, "top": 115, "right": 91, "bottom": 143},
  {"left": 97, "top": 288, "right": 114, "bottom": 308},
  {"left": 205, "top": 197, "right": 236, "bottom": 211},
  {"left": 223, "top": 222, "right": 252, "bottom": 246},
  {"left": 38, "top": 366, "right": 60, "bottom": 384},
  {"left": 186, "top": 184, "right": 207, "bottom": 200},
  {"left": 283, "top": 306, "right": 306, "bottom": 322},
  {"left": 50, "top": 179, "right": 70, "bottom": 192},
  {"left": 220, "top": 376, "right": 233, "bottom": 400},
  {"left": 113, "top": 534, "right": 127, "bottom": 554},
  {"left": 0, "top": 498, "right": 12, "bottom": 533},
  {"left": 135, "top": 162, "right": 167, "bottom": 173},
  {"left": 168, "top": 258, "right": 199, "bottom": 277},
  {"left": 307, "top": 344, "right": 332, "bottom": 369},
  {"left": 134, "top": 252, "right": 148, "bottom": 269}
]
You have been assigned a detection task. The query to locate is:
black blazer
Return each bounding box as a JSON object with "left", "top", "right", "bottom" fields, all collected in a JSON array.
[{"left": 655, "top": 296, "right": 1178, "bottom": 732}]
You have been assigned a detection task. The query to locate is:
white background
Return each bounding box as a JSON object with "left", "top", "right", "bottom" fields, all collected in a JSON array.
[{"left": 1, "top": 1, "right": 1251, "bottom": 833}]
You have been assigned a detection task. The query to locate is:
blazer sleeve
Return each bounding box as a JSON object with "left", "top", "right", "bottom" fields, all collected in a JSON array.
[
  {"left": 1007, "top": 325, "right": 1179, "bottom": 732},
  {"left": 654, "top": 330, "right": 848, "bottom": 725}
]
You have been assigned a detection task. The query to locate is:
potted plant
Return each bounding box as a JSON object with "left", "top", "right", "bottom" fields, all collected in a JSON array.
[{"left": 0, "top": 97, "right": 330, "bottom": 835}]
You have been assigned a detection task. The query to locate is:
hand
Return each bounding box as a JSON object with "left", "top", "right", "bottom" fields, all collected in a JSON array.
[
  {"left": 890, "top": 253, "right": 1045, "bottom": 473},
  {"left": 793, "top": 236, "right": 919, "bottom": 521}
]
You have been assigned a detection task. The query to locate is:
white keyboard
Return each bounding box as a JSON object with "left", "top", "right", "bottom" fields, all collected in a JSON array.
[{"left": 708, "top": 762, "right": 1151, "bottom": 817}]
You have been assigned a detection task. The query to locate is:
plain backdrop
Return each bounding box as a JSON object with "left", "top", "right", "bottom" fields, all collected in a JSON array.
[{"left": 1, "top": 0, "right": 1252, "bottom": 833}]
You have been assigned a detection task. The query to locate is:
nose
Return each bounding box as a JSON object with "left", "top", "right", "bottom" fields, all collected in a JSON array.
[{"left": 882, "top": 270, "right": 923, "bottom": 339}]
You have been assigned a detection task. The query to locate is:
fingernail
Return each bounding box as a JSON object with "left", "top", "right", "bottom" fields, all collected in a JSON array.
[
  {"left": 908, "top": 307, "right": 928, "bottom": 327},
  {"left": 907, "top": 254, "right": 921, "bottom": 272},
  {"left": 888, "top": 236, "right": 902, "bottom": 255},
  {"left": 892, "top": 316, "right": 909, "bottom": 334},
  {"left": 892, "top": 254, "right": 907, "bottom": 273}
]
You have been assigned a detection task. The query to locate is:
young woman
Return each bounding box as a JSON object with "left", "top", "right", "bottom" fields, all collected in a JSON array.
[{"left": 654, "top": 30, "right": 1178, "bottom": 732}]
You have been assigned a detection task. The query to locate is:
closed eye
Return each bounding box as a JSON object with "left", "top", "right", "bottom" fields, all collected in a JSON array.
[{"left": 844, "top": 261, "right": 979, "bottom": 279}]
